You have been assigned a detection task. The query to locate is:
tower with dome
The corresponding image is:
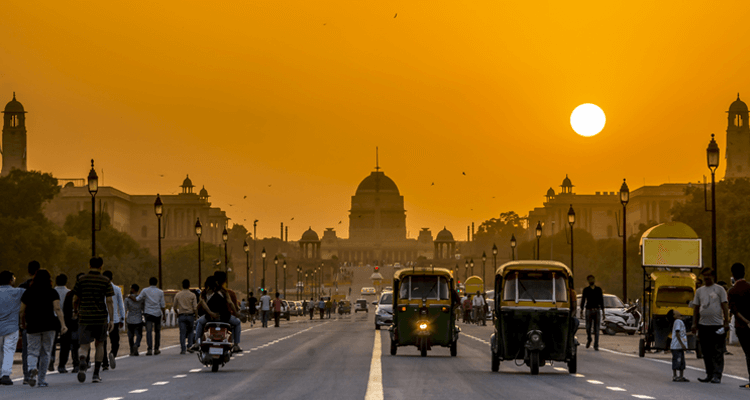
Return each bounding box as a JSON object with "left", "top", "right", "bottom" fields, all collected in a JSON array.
[
  {"left": 1, "top": 93, "right": 27, "bottom": 176},
  {"left": 725, "top": 94, "right": 750, "bottom": 179}
]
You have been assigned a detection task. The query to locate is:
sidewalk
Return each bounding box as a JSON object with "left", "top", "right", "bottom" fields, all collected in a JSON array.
[{"left": 592, "top": 332, "right": 748, "bottom": 382}]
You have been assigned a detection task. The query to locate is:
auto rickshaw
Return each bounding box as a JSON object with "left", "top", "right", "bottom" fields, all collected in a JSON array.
[
  {"left": 389, "top": 266, "right": 460, "bottom": 357},
  {"left": 490, "top": 261, "right": 577, "bottom": 375},
  {"left": 639, "top": 270, "right": 700, "bottom": 357}
]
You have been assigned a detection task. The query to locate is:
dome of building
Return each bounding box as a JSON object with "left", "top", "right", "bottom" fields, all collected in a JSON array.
[
  {"left": 355, "top": 171, "right": 400, "bottom": 195},
  {"left": 300, "top": 227, "right": 320, "bottom": 242},
  {"left": 546, "top": 187, "right": 555, "bottom": 197},
  {"left": 729, "top": 93, "right": 748, "bottom": 113},
  {"left": 435, "top": 227, "right": 455, "bottom": 242},
  {"left": 199, "top": 185, "right": 209, "bottom": 197},
  {"left": 561, "top": 174, "right": 573, "bottom": 188},
  {"left": 4, "top": 93, "right": 24, "bottom": 113},
  {"left": 181, "top": 175, "right": 194, "bottom": 188}
]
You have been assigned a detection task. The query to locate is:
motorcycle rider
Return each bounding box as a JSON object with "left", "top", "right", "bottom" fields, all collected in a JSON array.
[{"left": 190, "top": 277, "right": 238, "bottom": 352}]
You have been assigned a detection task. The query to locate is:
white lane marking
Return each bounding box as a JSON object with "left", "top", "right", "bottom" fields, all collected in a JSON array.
[
  {"left": 173, "top": 375, "right": 187, "bottom": 378},
  {"left": 189, "top": 368, "right": 203, "bottom": 373},
  {"left": 632, "top": 396, "right": 655, "bottom": 399},
  {"left": 103, "top": 398, "right": 124, "bottom": 400},
  {"left": 587, "top": 380, "right": 604, "bottom": 385},
  {"left": 463, "top": 333, "right": 490, "bottom": 345},
  {"left": 364, "top": 332, "right": 384, "bottom": 400},
  {"left": 554, "top": 367, "right": 568, "bottom": 372},
  {"left": 573, "top": 374, "right": 585, "bottom": 378},
  {"left": 152, "top": 381, "right": 169, "bottom": 385},
  {"left": 599, "top": 347, "right": 746, "bottom": 381},
  {"left": 129, "top": 389, "right": 148, "bottom": 393},
  {"left": 607, "top": 387, "right": 627, "bottom": 391}
]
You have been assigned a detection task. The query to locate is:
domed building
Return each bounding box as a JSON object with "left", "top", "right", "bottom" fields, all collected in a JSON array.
[
  {"left": 2, "top": 93, "right": 28, "bottom": 176},
  {"left": 726, "top": 93, "right": 750, "bottom": 179}
]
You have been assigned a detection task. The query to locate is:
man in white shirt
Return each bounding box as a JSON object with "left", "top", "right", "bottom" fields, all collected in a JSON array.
[
  {"left": 259, "top": 290, "right": 272, "bottom": 328},
  {"left": 135, "top": 277, "right": 165, "bottom": 356},
  {"left": 472, "top": 291, "right": 486, "bottom": 325},
  {"left": 691, "top": 268, "right": 730, "bottom": 383},
  {"left": 102, "top": 271, "right": 125, "bottom": 370}
]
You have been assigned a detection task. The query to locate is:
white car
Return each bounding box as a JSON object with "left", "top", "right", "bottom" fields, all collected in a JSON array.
[
  {"left": 354, "top": 299, "right": 369, "bottom": 313},
  {"left": 374, "top": 292, "right": 393, "bottom": 330}
]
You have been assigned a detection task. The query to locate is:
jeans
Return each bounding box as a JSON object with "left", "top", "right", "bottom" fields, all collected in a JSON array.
[
  {"left": 102, "top": 326, "right": 120, "bottom": 368},
  {"left": 58, "top": 329, "right": 78, "bottom": 371},
  {"left": 261, "top": 310, "right": 270, "bottom": 327},
  {"left": 144, "top": 314, "right": 162, "bottom": 351},
  {"left": 178, "top": 315, "right": 195, "bottom": 351},
  {"left": 698, "top": 324, "right": 726, "bottom": 380},
  {"left": 320, "top": 309, "right": 325, "bottom": 319},
  {"left": 585, "top": 309, "right": 601, "bottom": 348},
  {"left": 27, "top": 331, "right": 55, "bottom": 384},
  {"left": 737, "top": 326, "right": 750, "bottom": 381},
  {"left": 274, "top": 311, "right": 280, "bottom": 327},
  {"left": 309, "top": 309, "right": 314, "bottom": 320},
  {"left": 21, "top": 329, "right": 28, "bottom": 380},
  {"left": 127, "top": 323, "right": 143, "bottom": 349},
  {"left": 0, "top": 331, "right": 18, "bottom": 377}
]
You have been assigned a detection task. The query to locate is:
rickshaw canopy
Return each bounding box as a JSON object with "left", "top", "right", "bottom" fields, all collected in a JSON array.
[{"left": 639, "top": 222, "right": 702, "bottom": 269}]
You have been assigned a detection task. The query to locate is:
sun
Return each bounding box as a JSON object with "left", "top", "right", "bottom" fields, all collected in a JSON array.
[{"left": 570, "top": 103, "right": 606, "bottom": 137}]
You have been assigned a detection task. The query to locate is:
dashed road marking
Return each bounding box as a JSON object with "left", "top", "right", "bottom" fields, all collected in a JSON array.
[
  {"left": 103, "top": 397, "right": 123, "bottom": 400},
  {"left": 129, "top": 389, "right": 148, "bottom": 394},
  {"left": 587, "top": 380, "right": 604, "bottom": 385},
  {"left": 599, "top": 346, "right": 745, "bottom": 381},
  {"left": 573, "top": 373, "right": 585, "bottom": 378},
  {"left": 632, "top": 396, "right": 655, "bottom": 399},
  {"left": 554, "top": 367, "right": 568, "bottom": 372},
  {"left": 173, "top": 375, "right": 187, "bottom": 378},
  {"left": 189, "top": 368, "right": 203, "bottom": 373},
  {"left": 607, "top": 387, "right": 627, "bottom": 391},
  {"left": 152, "top": 381, "right": 169, "bottom": 385}
]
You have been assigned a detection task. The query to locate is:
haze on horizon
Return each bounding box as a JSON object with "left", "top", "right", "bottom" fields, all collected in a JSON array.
[{"left": 2, "top": 1, "right": 749, "bottom": 240}]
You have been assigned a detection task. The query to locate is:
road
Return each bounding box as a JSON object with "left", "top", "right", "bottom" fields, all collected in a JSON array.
[{"left": 6, "top": 311, "right": 750, "bottom": 400}]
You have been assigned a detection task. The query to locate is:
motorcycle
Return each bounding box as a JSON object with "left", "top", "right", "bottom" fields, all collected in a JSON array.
[
  {"left": 602, "top": 300, "right": 642, "bottom": 336},
  {"left": 198, "top": 321, "right": 234, "bottom": 372}
]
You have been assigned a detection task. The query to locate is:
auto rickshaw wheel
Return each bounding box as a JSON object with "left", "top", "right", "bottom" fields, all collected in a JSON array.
[
  {"left": 529, "top": 351, "right": 540, "bottom": 375},
  {"left": 450, "top": 341, "right": 457, "bottom": 357},
  {"left": 491, "top": 350, "right": 499, "bottom": 372},
  {"left": 390, "top": 339, "right": 397, "bottom": 356},
  {"left": 638, "top": 338, "right": 645, "bottom": 358},
  {"left": 568, "top": 352, "right": 577, "bottom": 374}
]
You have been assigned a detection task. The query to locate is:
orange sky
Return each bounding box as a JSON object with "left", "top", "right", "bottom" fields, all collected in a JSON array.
[{"left": 2, "top": 1, "right": 749, "bottom": 240}]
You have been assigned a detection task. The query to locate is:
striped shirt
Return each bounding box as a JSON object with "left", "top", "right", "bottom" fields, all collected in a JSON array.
[{"left": 72, "top": 271, "right": 114, "bottom": 325}]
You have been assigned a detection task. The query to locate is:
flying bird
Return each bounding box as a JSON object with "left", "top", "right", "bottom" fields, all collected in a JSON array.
[
  {"left": 243, "top": 195, "right": 247, "bottom": 199},
  {"left": 323, "top": 23, "right": 327, "bottom": 25},
  {"left": 159, "top": 174, "right": 164, "bottom": 178},
  {"left": 338, "top": 221, "right": 342, "bottom": 224},
  {"left": 228, "top": 204, "right": 234, "bottom": 207},
  {"left": 462, "top": 172, "right": 466, "bottom": 176},
  {"left": 431, "top": 182, "right": 435, "bottom": 186},
  {"left": 291, "top": 217, "right": 295, "bottom": 220},
  {"left": 268, "top": 185, "right": 272, "bottom": 187},
  {"left": 394, "top": 13, "right": 397, "bottom": 18}
]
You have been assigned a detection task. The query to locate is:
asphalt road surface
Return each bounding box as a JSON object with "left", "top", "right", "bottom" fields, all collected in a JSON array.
[{"left": 6, "top": 313, "right": 750, "bottom": 400}]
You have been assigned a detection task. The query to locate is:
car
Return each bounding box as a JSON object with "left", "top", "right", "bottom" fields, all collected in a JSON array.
[
  {"left": 374, "top": 291, "right": 393, "bottom": 330},
  {"left": 279, "top": 300, "right": 291, "bottom": 320},
  {"left": 383, "top": 286, "right": 393, "bottom": 292},
  {"left": 361, "top": 287, "right": 377, "bottom": 296},
  {"left": 354, "top": 299, "right": 369, "bottom": 313},
  {"left": 576, "top": 293, "right": 626, "bottom": 331}
]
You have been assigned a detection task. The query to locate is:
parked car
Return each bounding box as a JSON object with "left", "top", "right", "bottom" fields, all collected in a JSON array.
[
  {"left": 279, "top": 300, "right": 291, "bottom": 320},
  {"left": 354, "top": 299, "right": 369, "bottom": 313},
  {"left": 374, "top": 292, "right": 393, "bottom": 330},
  {"left": 576, "top": 293, "right": 628, "bottom": 333}
]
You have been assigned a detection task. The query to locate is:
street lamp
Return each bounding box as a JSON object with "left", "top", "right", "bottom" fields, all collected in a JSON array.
[
  {"left": 87, "top": 159, "right": 98, "bottom": 257},
  {"left": 620, "top": 179, "right": 630, "bottom": 301},
  {"left": 707, "top": 134, "right": 720, "bottom": 275},
  {"left": 195, "top": 218, "right": 202, "bottom": 287},
  {"left": 464, "top": 260, "right": 469, "bottom": 281},
  {"left": 274, "top": 256, "right": 279, "bottom": 294},
  {"left": 481, "top": 252, "right": 487, "bottom": 293},
  {"left": 568, "top": 204, "right": 576, "bottom": 275},
  {"left": 261, "top": 247, "right": 267, "bottom": 291},
  {"left": 283, "top": 260, "right": 287, "bottom": 299},
  {"left": 535, "top": 222, "right": 542, "bottom": 260},
  {"left": 510, "top": 234, "right": 517, "bottom": 261},
  {"left": 154, "top": 194, "right": 164, "bottom": 289},
  {"left": 305, "top": 272, "right": 309, "bottom": 298},
  {"left": 222, "top": 227, "right": 229, "bottom": 276},
  {"left": 470, "top": 259, "right": 474, "bottom": 276},
  {"left": 297, "top": 266, "right": 302, "bottom": 300},
  {"left": 492, "top": 243, "right": 498, "bottom": 272},
  {"left": 244, "top": 240, "right": 250, "bottom": 300}
]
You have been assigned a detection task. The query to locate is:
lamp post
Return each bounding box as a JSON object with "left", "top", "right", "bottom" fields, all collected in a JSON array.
[
  {"left": 481, "top": 252, "right": 487, "bottom": 292},
  {"left": 252, "top": 220, "right": 257, "bottom": 293},
  {"left": 464, "top": 260, "right": 469, "bottom": 282},
  {"left": 707, "top": 134, "right": 720, "bottom": 275},
  {"left": 492, "top": 243, "right": 498, "bottom": 271},
  {"left": 87, "top": 159, "right": 98, "bottom": 256},
  {"left": 620, "top": 179, "right": 630, "bottom": 301},
  {"left": 470, "top": 259, "right": 474, "bottom": 277},
  {"left": 154, "top": 194, "right": 164, "bottom": 289},
  {"left": 261, "top": 247, "right": 267, "bottom": 291},
  {"left": 283, "top": 260, "right": 287, "bottom": 299},
  {"left": 222, "top": 227, "right": 229, "bottom": 276},
  {"left": 510, "top": 234, "right": 517, "bottom": 261},
  {"left": 195, "top": 218, "right": 202, "bottom": 287},
  {"left": 568, "top": 205, "right": 576, "bottom": 275},
  {"left": 305, "top": 273, "right": 309, "bottom": 298},
  {"left": 296, "top": 266, "right": 301, "bottom": 300},
  {"left": 535, "top": 222, "right": 542, "bottom": 260},
  {"left": 274, "top": 256, "right": 279, "bottom": 294},
  {"left": 244, "top": 240, "right": 250, "bottom": 299}
]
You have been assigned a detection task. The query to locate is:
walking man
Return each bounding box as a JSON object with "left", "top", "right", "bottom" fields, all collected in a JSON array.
[
  {"left": 308, "top": 297, "right": 315, "bottom": 320},
  {"left": 728, "top": 263, "right": 750, "bottom": 389},
  {"left": 260, "top": 290, "right": 271, "bottom": 328},
  {"left": 174, "top": 279, "right": 198, "bottom": 354},
  {"left": 247, "top": 292, "right": 258, "bottom": 326},
  {"left": 101, "top": 270, "right": 124, "bottom": 370},
  {"left": 472, "top": 291, "right": 486, "bottom": 325},
  {"left": 691, "top": 268, "right": 730, "bottom": 383},
  {"left": 319, "top": 297, "right": 325, "bottom": 320},
  {"left": 71, "top": 257, "right": 114, "bottom": 383},
  {"left": 60, "top": 273, "right": 84, "bottom": 373},
  {"left": 19, "top": 261, "right": 40, "bottom": 384},
  {"left": 0, "top": 271, "right": 25, "bottom": 385},
  {"left": 580, "top": 274, "right": 604, "bottom": 351},
  {"left": 49, "top": 274, "right": 70, "bottom": 372},
  {"left": 136, "top": 277, "right": 165, "bottom": 356},
  {"left": 124, "top": 284, "right": 144, "bottom": 356},
  {"left": 273, "top": 292, "right": 283, "bottom": 327}
]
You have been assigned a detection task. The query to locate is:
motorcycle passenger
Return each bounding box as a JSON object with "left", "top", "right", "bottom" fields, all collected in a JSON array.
[
  {"left": 581, "top": 274, "right": 604, "bottom": 351},
  {"left": 213, "top": 272, "right": 242, "bottom": 352},
  {"left": 191, "top": 277, "right": 238, "bottom": 352},
  {"left": 472, "top": 291, "right": 486, "bottom": 325}
]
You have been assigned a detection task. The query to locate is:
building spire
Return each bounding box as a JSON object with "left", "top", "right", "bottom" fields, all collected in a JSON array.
[
  {"left": 375, "top": 146, "right": 380, "bottom": 172},
  {"left": 12, "top": 92, "right": 15, "bottom": 100}
]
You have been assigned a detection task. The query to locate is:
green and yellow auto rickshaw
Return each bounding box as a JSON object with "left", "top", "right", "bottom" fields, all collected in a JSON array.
[
  {"left": 389, "top": 267, "right": 460, "bottom": 357},
  {"left": 490, "top": 261, "right": 578, "bottom": 375}
]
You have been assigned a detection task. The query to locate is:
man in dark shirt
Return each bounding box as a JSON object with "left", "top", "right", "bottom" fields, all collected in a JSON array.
[
  {"left": 72, "top": 257, "right": 114, "bottom": 384},
  {"left": 18, "top": 261, "right": 40, "bottom": 384},
  {"left": 59, "top": 273, "right": 85, "bottom": 373},
  {"left": 248, "top": 293, "right": 258, "bottom": 326},
  {"left": 728, "top": 263, "right": 750, "bottom": 389},
  {"left": 580, "top": 274, "right": 604, "bottom": 351}
]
